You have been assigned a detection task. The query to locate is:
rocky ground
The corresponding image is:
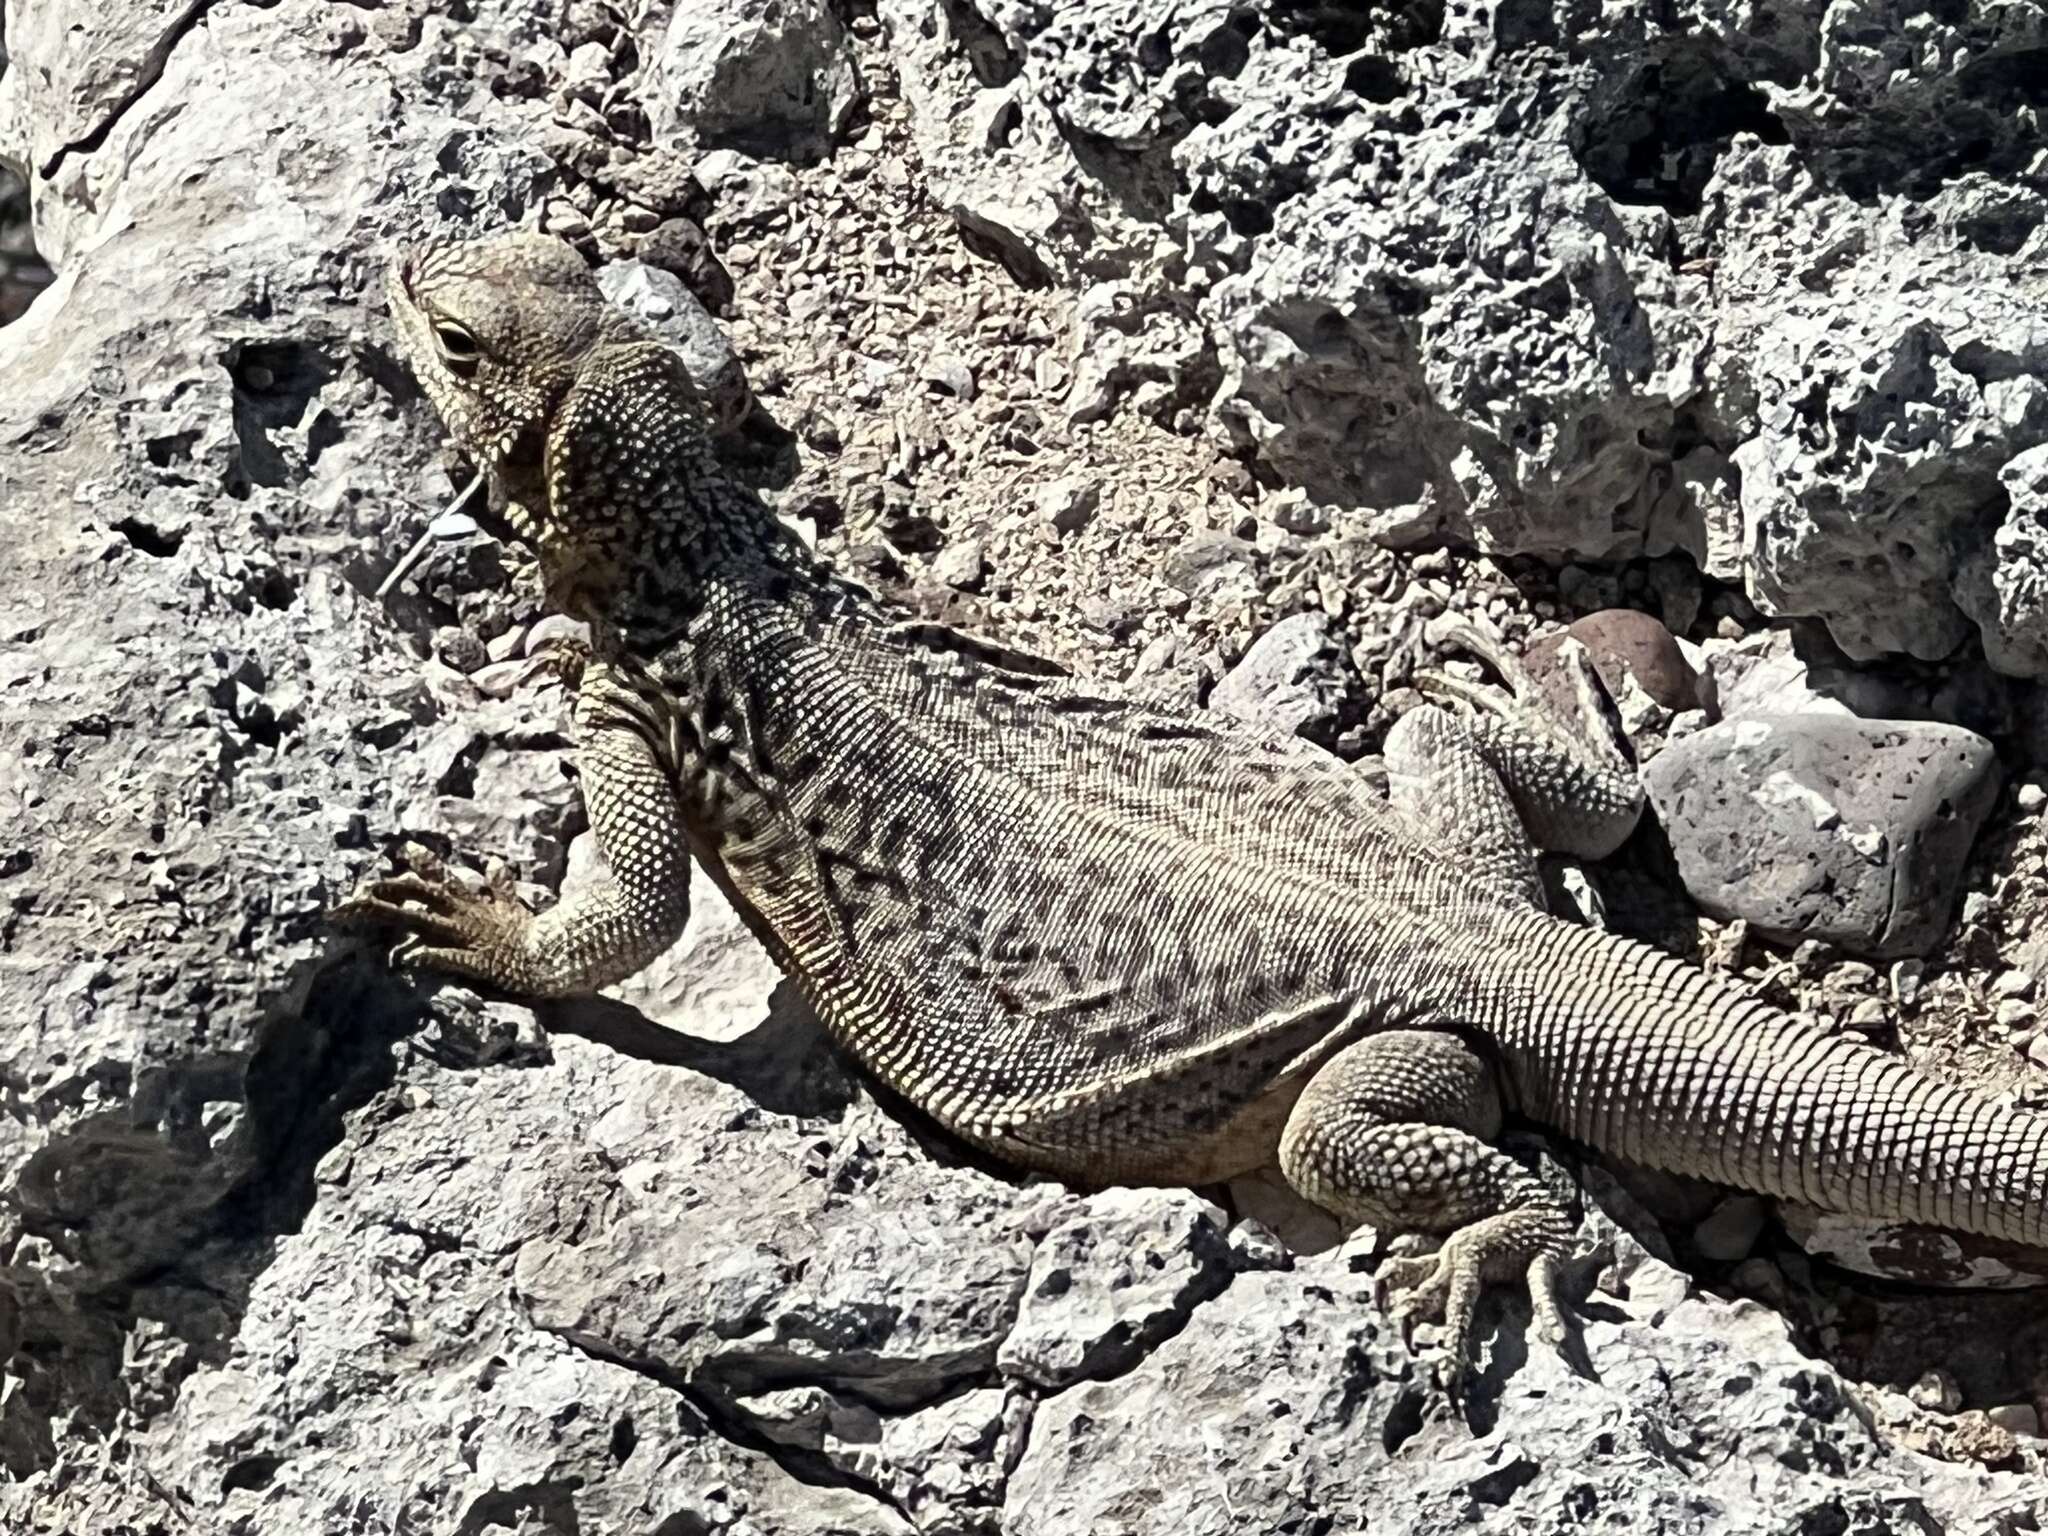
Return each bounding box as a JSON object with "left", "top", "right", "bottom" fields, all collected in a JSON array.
[
  {"left": 4, "top": 0, "right": 2048, "bottom": 1531},
  {"left": 0, "top": 164, "right": 44, "bottom": 325}
]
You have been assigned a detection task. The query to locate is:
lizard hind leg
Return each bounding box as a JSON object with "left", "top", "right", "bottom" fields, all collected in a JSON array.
[{"left": 1280, "top": 1029, "right": 1575, "bottom": 1393}]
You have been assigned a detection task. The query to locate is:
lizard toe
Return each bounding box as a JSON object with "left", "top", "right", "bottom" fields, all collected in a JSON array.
[
  {"left": 361, "top": 871, "right": 464, "bottom": 913},
  {"left": 332, "top": 863, "right": 542, "bottom": 990},
  {"left": 1527, "top": 1251, "right": 1571, "bottom": 1352}
]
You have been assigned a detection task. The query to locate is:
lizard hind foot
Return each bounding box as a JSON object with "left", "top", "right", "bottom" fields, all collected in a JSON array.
[
  {"left": 1375, "top": 1212, "right": 1575, "bottom": 1398},
  {"left": 1279, "top": 1031, "right": 1580, "bottom": 1401}
]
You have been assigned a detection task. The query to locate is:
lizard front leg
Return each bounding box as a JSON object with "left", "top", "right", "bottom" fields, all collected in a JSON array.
[
  {"left": 336, "top": 661, "right": 692, "bottom": 997},
  {"left": 1280, "top": 1029, "right": 1574, "bottom": 1394}
]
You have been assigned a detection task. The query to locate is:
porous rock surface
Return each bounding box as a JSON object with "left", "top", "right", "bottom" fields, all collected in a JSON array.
[
  {"left": 1646, "top": 714, "right": 2003, "bottom": 958},
  {"left": 889, "top": 0, "right": 2048, "bottom": 668},
  {"left": 4, "top": 1, "right": 2048, "bottom": 1533}
]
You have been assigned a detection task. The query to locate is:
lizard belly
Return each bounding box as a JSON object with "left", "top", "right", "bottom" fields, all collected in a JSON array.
[
  {"left": 662, "top": 619, "right": 1480, "bottom": 1180},
  {"left": 703, "top": 781, "right": 1423, "bottom": 1180}
]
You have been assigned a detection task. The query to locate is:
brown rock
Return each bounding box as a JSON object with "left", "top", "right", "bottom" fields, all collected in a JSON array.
[{"left": 1528, "top": 607, "right": 1705, "bottom": 714}]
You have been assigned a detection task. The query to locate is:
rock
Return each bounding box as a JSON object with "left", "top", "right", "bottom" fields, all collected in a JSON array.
[
  {"left": 930, "top": 538, "right": 988, "bottom": 592},
  {"left": 1005, "top": 1232, "right": 2040, "bottom": 1534},
  {"left": 1206, "top": 610, "right": 1351, "bottom": 744},
  {"left": 997, "top": 1188, "right": 1236, "bottom": 1390},
  {"left": 647, "top": 0, "right": 863, "bottom": 163},
  {"left": 1644, "top": 715, "right": 2000, "bottom": 958},
  {"left": 595, "top": 260, "right": 751, "bottom": 432},
  {"left": 1987, "top": 1403, "right": 2042, "bottom": 1439},
  {"left": 635, "top": 215, "right": 736, "bottom": 315},
  {"left": 1958, "top": 444, "right": 2048, "bottom": 678},
  {"left": 1910, "top": 1369, "right": 1966, "bottom": 1415},
  {"left": 1558, "top": 564, "right": 1623, "bottom": 615},
  {"left": 1527, "top": 607, "right": 1708, "bottom": 716},
  {"left": 510, "top": 1089, "right": 1050, "bottom": 1412},
  {"left": 1706, "top": 631, "right": 1866, "bottom": 721},
  {"left": 736, "top": 1382, "right": 1011, "bottom": 1531},
  {"left": 1692, "top": 1195, "right": 1769, "bottom": 1264},
  {"left": 886, "top": 0, "right": 2048, "bottom": 667},
  {"left": 1994, "top": 969, "right": 2037, "bottom": 1000},
  {"left": 1645, "top": 555, "right": 1704, "bottom": 637},
  {"left": 921, "top": 352, "right": 976, "bottom": 401},
  {"left": 1735, "top": 296, "right": 2048, "bottom": 664},
  {"left": 0, "top": 167, "right": 47, "bottom": 324},
  {"left": 1160, "top": 532, "right": 1258, "bottom": 601},
  {"left": 1032, "top": 475, "right": 1100, "bottom": 536},
  {"left": 1779, "top": 1206, "right": 2048, "bottom": 1290}
]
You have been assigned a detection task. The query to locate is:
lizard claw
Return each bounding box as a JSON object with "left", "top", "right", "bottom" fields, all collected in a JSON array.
[
  {"left": 1377, "top": 1243, "right": 1479, "bottom": 1383},
  {"left": 330, "top": 853, "right": 541, "bottom": 990},
  {"left": 1373, "top": 1220, "right": 1577, "bottom": 1404}
]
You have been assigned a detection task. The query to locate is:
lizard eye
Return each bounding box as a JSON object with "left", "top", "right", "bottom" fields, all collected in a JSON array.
[{"left": 433, "top": 320, "right": 481, "bottom": 375}]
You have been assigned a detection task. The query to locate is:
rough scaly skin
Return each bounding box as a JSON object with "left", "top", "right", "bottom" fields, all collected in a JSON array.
[{"left": 338, "top": 233, "right": 2048, "bottom": 1382}]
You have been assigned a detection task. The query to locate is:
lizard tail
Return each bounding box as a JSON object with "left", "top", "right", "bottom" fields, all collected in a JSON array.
[{"left": 1507, "top": 922, "right": 2048, "bottom": 1247}]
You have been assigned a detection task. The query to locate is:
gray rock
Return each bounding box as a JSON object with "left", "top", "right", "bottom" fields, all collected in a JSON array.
[
  {"left": 1645, "top": 715, "right": 2000, "bottom": 958},
  {"left": 1733, "top": 281, "right": 2048, "bottom": 664},
  {"left": 648, "top": 0, "right": 863, "bottom": 163},
  {"left": 930, "top": 537, "right": 989, "bottom": 592},
  {"left": 737, "top": 1382, "right": 1012, "bottom": 1533},
  {"left": 1957, "top": 444, "right": 2048, "bottom": 678},
  {"left": 1707, "top": 632, "right": 1863, "bottom": 721},
  {"left": 1692, "top": 1195, "right": 1769, "bottom": 1264},
  {"left": 885, "top": 0, "right": 2048, "bottom": 667},
  {"left": 1159, "top": 531, "right": 1257, "bottom": 600},
  {"left": 511, "top": 1089, "right": 1049, "bottom": 1409},
  {"left": 1007, "top": 1237, "right": 2039, "bottom": 1535},
  {"left": 1779, "top": 1205, "right": 2048, "bottom": 1291},
  {"left": 1032, "top": 474, "right": 1099, "bottom": 535},
  {"left": 636, "top": 214, "right": 736, "bottom": 315},
  {"left": 1988, "top": 1403, "right": 2042, "bottom": 1439},
  {"left": 997, "top": 1188, "right": 1236, "bottom": 1390},
  {"left": 1207, "top": 609, "right": 1351, "bottom": 744},
  {"left": 596, "top": 259, "right": 752, "bottom": 432}
]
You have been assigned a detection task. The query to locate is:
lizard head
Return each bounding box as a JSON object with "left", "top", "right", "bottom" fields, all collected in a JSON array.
[
  {"left": 387, "top": 233, "right": 616, "bottom": 502},
  {"left": 385, "top": 230, "right": 606, "bottom": 468},
  {"left": 388, "top": 231, "right": 764, "bottom": 626}
]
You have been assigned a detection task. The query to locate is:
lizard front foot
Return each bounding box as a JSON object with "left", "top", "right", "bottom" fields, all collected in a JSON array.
[{"left": 332, "top": 849, "right": 546, "bottom": 994}]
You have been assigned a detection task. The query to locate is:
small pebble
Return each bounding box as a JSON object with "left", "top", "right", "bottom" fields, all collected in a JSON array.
[
  {"left": 1992, "top": 969, "right": 2036, "bottom": 1000},
  {"left": 1890, "top": 959, "right": 1924, "bottom": 1006},
  {"left": 922, "top": 353, "right": 976, "bottom": 400},
  {"left": 1035, "top": 476, "right": 1102, "bottom": 536},
  {"left": 433, "top": 626, "right": 488, "bottom": 674},
  {"left": 1908, "top": 1368, "right": 1963, "bottom": 1414},
  {"left": 931, "top": 538, "right": 987, "bottom": 592},
  {"left": 1693, "top": 1195, "right": 1768, "bottom": 1262}
]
